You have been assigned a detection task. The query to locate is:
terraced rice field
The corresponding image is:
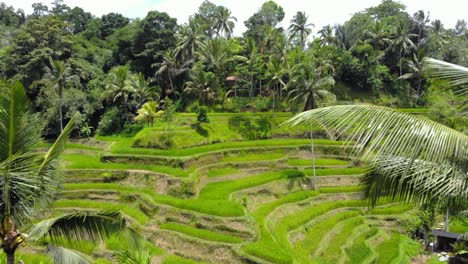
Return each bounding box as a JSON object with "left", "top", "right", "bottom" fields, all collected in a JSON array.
[{"left": 32, "top": 113, "right": 423, "bottom": 263}]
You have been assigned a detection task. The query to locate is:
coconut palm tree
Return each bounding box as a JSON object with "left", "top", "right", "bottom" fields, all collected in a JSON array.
[
  {"left": 318, "top": 25, "right": 334, "bottom": 46},
  {"left": 135, "top": 101, "right": 160, "bottom": 127},
  {"left": 388, "top": 23, "right": 418, "bottom": 76},
  {"left": 0, "top": 81, "right": 127, "bottom": 264},
  {"left": 399, "top": 50, "right": 425, "bottom": 103},
  {"left": 133, "top": 72, "right": 160, "bottom": 107},
  {"left": 103, "top": 66, "right": 136, "bottom": 105},
  {"left": 412, "top": 10, "right": 431, "bottom": 44},
  {"left": 265, "top": 56, "right": 286, "bottom": 115},
  {"left": 184, "top": 65, "right": 216, "bottom": 106},
  {"left": 364, "top": 22, "right": 392, "bottom": 50},
  {"left": 286, "top": 60, "right": 336, "bottom": 111},
  {"left": 43, "top": 60, "right": 82, "bottom": 132},
  {"left": 286, "top": 60, "right": 336, "bottom": 190},
  {"left": 288, "top": 11, "right": 314, "bottom": 49},
  {"left": 213, "top": 6, "right": 237, "bottom": 38},
  {"left": 174, "top": 24, "right": 204, "bottom": 63}
]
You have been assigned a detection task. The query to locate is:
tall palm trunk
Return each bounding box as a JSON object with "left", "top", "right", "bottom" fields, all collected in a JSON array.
[
  {"left": 310, "top": 122, "right": 316, "bottom": 190},
  {"left": 399, "top": 50, "right": 403, "bottom": 77},
  {"left": 6, "top": 252, "right": 14, "bottom": 264},
  {"left": 59, "top": 82, "right": 64, "bottom": 132}
]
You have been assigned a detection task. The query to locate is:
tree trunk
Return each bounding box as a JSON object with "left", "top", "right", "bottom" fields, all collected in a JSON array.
[
  {"left": 272, "top": 84, "right": 275, "bottom": 119},
  {"left": 444, "top": 207, "right": 449, "bottom": 232},
  {"left": 59, "top": 84, "right": 63, "bottom": 132},
  {"left": 6, "top": 251, "right": 15, "bottom": 264},
  {"left": 415, "top": 78, "right": 421, "bottom": 105},
  {"left": 310, "top": 122, "right": 316, "bottom": 190},
  {"left": 399, "top": 51, "right": 403, "bottom": 77}
]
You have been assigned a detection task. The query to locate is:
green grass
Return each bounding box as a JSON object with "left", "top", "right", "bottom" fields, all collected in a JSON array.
[
  {"left": 63, "top": 153, "right": 188, "bottom": 177},
  {"left": 287, "top": 158, "right": 349, "bottom": 167},
  {"left": 160, "top": 223, "right": 243, "bottom": 243},
  {"left": 199, "top": 170, "right": 304, "bottom": 200},
  {"left": 449, "top": 218, "right": 468, "bottom": 233},
  {"left": 38, "top": 141, "right": 101, "bottom": 151},
  {"left": 53, "top": 199, "right": 150, "bottom": 224},
  {"left": 242, "top": 190, "right": 320, "bottom": 264},
  {"left": 375, "top": 233, "right": 420, "bottom": 264},
  {"left": 244, "top": 199, "right": 370, "bottom": 264},
  {"left": 319, "top": 186, "right": 362, "bottom": 193},
  {"left": 345, "top": 226, "right": 379, "bottom": 263},
  {"left": 98, "top": 136, "right": 346, "bottom": 157},
  {"left": 206, "top": 166, "right": 239, "bottom": 178},
  {"left": 305, "top": 167, "right": 367, "bottom": 176},
  {"left": 316, "top": 217, "right": 365, "bottom": 263},
  {"left": 162, "top": 255, "right": 207, "bottom": 264},
  {"left": 63, "top": 183, "right": 244, "bottom": 217},
  {"left": 295, "top": 210, "right": 362, "bottom": 262},
  {"left": 0, "top": 253, "right": 53, "bottom": 264},
  {"left": 369, "top": 203, "right": 414, "bottom": 215},
  {"left": 221, "top": 151, "right": 285, "bottom": 163}
]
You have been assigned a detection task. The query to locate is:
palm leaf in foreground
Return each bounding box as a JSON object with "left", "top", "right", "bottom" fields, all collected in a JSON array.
[
  {"left": 46, "top": 244, "right": 91, "bottom": 264},
  {"left": 29, "top": 211, "right": 127, "bottom": 243},
  {"left": 286, "top": 105, "right": 467, "bottom": 206},
  {"left": 423, "top": 58, "right": 468, "bottom": 94}
]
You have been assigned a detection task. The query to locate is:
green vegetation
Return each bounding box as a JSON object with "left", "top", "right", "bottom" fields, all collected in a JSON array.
[
  {"left": 287, "top": 158, "right": 349, "bottom": 166},
  {"left": 63, "top": 153, "right": 189, "bottom": 177},
  {"left": 206, "top": 167, "right": 239, "bottom": 178},
  {"left": 199, "top": 170, "right": 304, "bottom": 200},
  {"left": 345, "top": 227, "right": 379, "bottom": 263},
  {"left": 160, "top": 223, "right": 243, "bottom": 243}
]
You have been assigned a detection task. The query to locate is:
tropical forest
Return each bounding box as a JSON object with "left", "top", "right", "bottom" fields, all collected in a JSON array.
[{"left": 0, "top": 0, "right": 466, "bottom": 263}]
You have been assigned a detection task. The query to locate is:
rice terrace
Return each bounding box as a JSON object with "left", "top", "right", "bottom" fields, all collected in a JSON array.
[{"left": 0, "top": 0, "right": 466, "bottom": 263}]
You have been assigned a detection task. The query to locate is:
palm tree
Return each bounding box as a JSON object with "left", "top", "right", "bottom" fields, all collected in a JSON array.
[
  {"left": 213, "top": 6, "right": 237, "bottom": 38},
  {"left": 286, "top": 60, "right": 336, "bottom": 190},
  {"left": 288, "top": 11, "right": 314, "bottom": 49},
  {"left": 318, "top": 25, "right": 334, "bottom": 46},
  {"left": 133, "top": 72, "right": 160, "bottom": 107},
  {"left": 286, "top": 61, "right": 336, "bottom": 111},
  {"left": 198, "top": 39, "right": 231, "bottom": 87},
  {"left": 334, "top": 24, "right": 351, "bottom": 50},
  {"left": 265, "top": 56, "right": 286, "bottom": 115},
  {"left": 412, "top": 10, "right": 430, "bottom": 44},
  {"left": 399, "top": 50, "right": 425, "bottom": 103},
  {"left": 184, "top": 65, "right": 215, "bottom": 105},
  {"left": 103, "top": 66, "right": 136, "bottom": 105},
  {"left": 43, "top": 60, "right": 81, "bottom": 132},
  {"left": 174, "top": 24, "right": 204, "bottom": 63},
  {"left": 135, "top": 101, "right": 160, "bottom": 127},
  {"left": 0, "top": 81, "right": 126, "bottom": 263},
  {"left": 388, "top": 23, "right": 418, "bottom": 76},
  {"left": 364, "top": 22, "right": 392, "bottom": 50},
  {"left": 102, "top": 66, "right": 136, "bottom": 122}
]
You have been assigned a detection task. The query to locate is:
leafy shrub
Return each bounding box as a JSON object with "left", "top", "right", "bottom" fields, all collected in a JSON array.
[
  {"left": 227, "top": 116, "right": 272, "bottom": 140},
  {"left": 97, "top": 107, "right": 123, "bottom": 135},
  {"left": 252, "top": 96, "right": 271, "bottom": 111},
  {"left": 197, "top": 106, "right": 209, "bottom": 123},
  {"left": 120, "top": 123, "right": 143, "bottom": 137}
]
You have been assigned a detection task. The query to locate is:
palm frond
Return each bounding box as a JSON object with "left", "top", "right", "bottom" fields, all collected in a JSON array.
[
  {"left": 115, "top": 249, "right": 152, "bottom": 264},
  {"left": 424, "top": 58, "right": 468, "bottom": 94},
  {"left": 362, "top": 156, "right": 467, "bottom": 207},
  {"left": 46, "top": 244, "right": 91, "bottom": 264},
  {"left": 29, "top": 211, "right": 127, "bottom": 243},
  {"left": 286, "top": 105, "right": 467, "bottom": 205}
]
